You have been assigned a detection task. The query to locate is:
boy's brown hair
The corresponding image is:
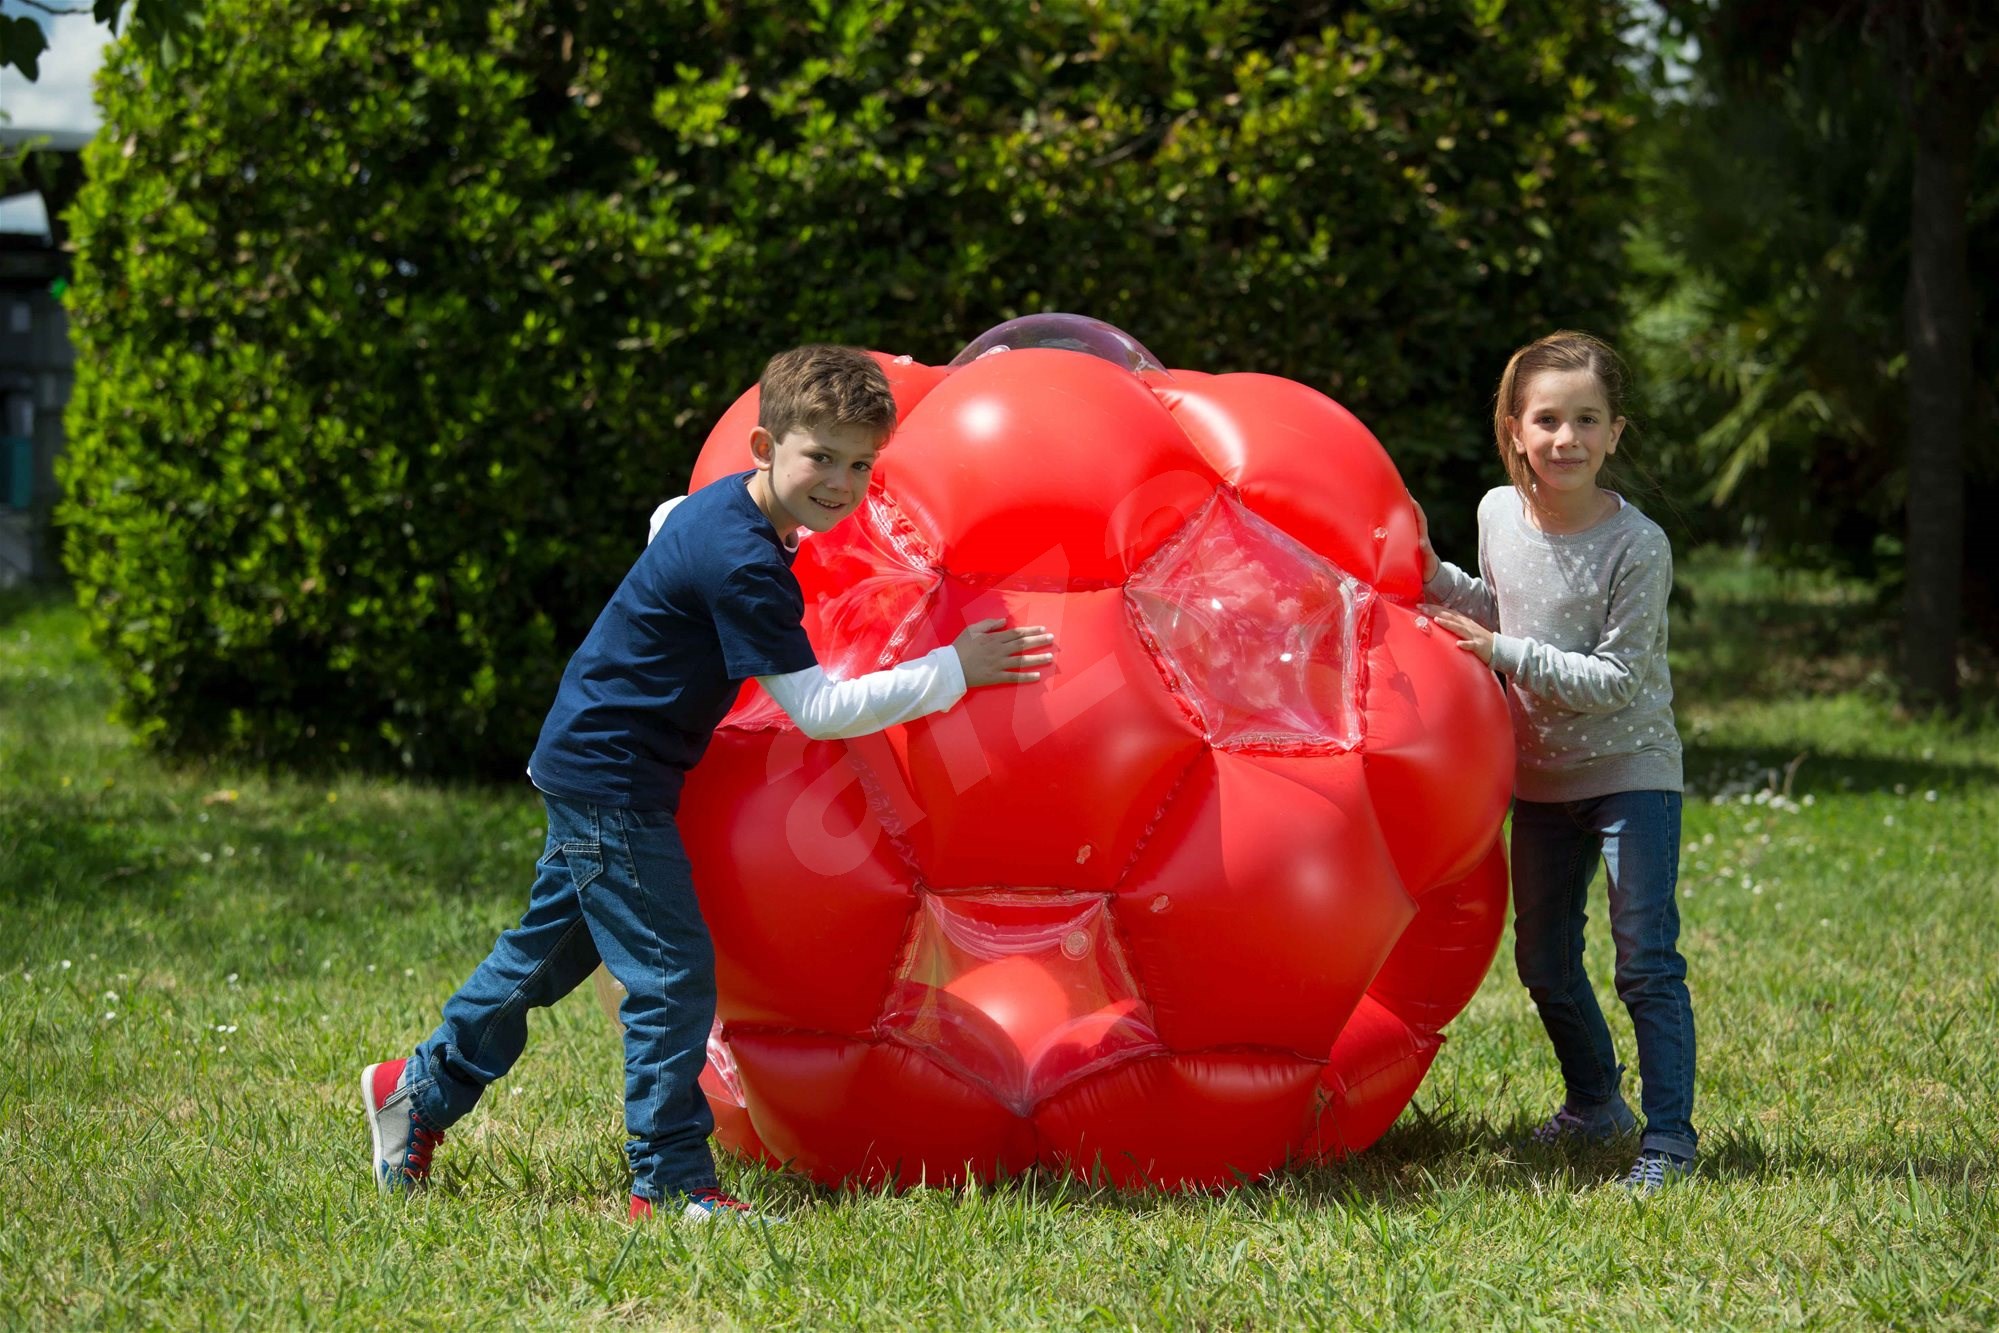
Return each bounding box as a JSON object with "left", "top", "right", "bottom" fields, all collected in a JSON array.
[{"left": 757, "top": 345, "right": 898, "bottom": 444}]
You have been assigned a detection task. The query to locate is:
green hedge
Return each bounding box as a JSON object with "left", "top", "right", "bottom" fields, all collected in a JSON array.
[{"left": 60, "top": 0, "right": 1632, "bottom": 775}]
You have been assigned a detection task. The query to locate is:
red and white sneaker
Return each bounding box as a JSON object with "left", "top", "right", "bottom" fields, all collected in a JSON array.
[
  {"left": 629, "top": 1186, "right": 782, "bottom": 1224},
  {"left": 361, "top": 1058, "right": 444, "bottom": 1193}
]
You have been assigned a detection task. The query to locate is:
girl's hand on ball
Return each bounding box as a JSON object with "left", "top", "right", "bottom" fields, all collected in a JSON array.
[
  {"left": 1412, "top": 498, "right": 1441, "bottom": 583},
  {"left": 1424, "top": 607, "right": 1495, "bottom": 665}
]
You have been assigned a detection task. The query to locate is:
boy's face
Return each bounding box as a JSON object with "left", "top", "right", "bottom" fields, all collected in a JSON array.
[{"left": 749, "top": 420, "right": 883, "bottom": 537}]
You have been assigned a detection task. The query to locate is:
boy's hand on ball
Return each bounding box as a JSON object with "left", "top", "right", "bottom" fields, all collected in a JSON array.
[
  {"left": 954, "top": 619, "right": 1056, "bottom": 687},
  {"left": 1423, "top": 607, "right": 1495, "bottom": 665}
]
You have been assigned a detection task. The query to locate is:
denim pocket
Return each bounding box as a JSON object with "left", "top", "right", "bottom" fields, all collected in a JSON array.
[{"left": 559, "top": 842, "right": 604, "bottom": 892}]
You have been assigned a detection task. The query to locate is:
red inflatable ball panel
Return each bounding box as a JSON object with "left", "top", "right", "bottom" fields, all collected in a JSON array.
[
  {"left": 1155, "top": 372, "right": 1424, "bottom": 602},
  {"left": 727, "top": 1031, "right": 1037, "bottom": 1189},
  {"left": 1034, "top": 1052, "right": 1324, "bottom": 1190},
  {"left": 1116, "top": 751, "right": 1414, "bottom": 1054},
  {"left": 700, "top": 1029, "right": 780, "bottom": 1169},
  {"left": 1303, "top": 994, "right": 1441, "bottom": 1163},
  {"left": 1367, "top": 835, "right": 1509, "bottom": 1036},
  {"left": 878, "top": 349, "right": 1220, "bottom": 586},
  {"left": 791, "top": 492, "right": 944, "bottom": 680},
  {"left": 678, "top": 730, "right": 919, "bottom": 1033},
  {"left": 849, "top": 581, "right": 1205, "bottom": 892},
  {"left": 1360, "top": 599, "right": 1514, "bottom": 893}
]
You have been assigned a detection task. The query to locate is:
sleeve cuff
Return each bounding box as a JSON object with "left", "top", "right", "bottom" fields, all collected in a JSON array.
[
  {"left": 930, "top": 643, "right": 968, "bottom": 702},
  {"left": 1488, "top": 634, "right": 1527, "bottom": 676}
]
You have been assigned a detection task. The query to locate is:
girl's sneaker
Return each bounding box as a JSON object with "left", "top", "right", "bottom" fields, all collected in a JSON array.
[
  {"left": 630, "top": 1186, "right": 784, "bottom": 1225},
  {"left": 1531, "top": 1094, "right": 1638, "bottom": 1145},
  {"left": 1623, "top": 1149, "right": 1694, "bottom": 1194},
  {"left": 361, "top": 1058, "right": 445, "bottom": 1192}
]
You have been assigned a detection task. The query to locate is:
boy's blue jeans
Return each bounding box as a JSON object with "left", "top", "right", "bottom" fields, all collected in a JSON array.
[
  {"left": 407, "top": 793, "right": 719, "bottom": 1201},
  {"left": 1511, "top": 790, "right": 1697, "bottom": 1161}
]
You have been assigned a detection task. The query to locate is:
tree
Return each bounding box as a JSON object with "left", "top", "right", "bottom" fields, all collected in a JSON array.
[{"left": 1653, "top": 0, "right": 1999, "bottom": 710}]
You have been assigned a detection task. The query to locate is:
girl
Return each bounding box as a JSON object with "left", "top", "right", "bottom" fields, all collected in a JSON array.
[{"left": 1417, "top": 330, "right": 1695, "bottom": 1192}]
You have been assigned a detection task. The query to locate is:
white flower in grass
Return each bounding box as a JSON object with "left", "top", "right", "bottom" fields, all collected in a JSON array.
[
  {"left": 403, "top": 968, "right": 414, "bottom": 979},
  {"left": 1883, "top": 815, "right": 1895, "bottom": 827},
  {"left": 1802, "top": 795, "right": 1815, "bottom": 807},
  {"left": 227, "top": 972, "right": 240, "bottom": 985},
  {"left": 1924, "top": 791, "right": 1937, "bottom": 803},
  {"left": 60, "top": 959, "right": 71, "bottom": 970},
  {"left": 103, "top": 1011, "right": 117, "bottom": 1022},
  {"left": 103, "top": 990, "right": 119, "bottom": 1003}
]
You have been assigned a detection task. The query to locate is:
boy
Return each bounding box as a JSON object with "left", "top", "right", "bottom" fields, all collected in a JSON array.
[{"left": 362, "top": 346, "right": 1054, "bottom": 1222}]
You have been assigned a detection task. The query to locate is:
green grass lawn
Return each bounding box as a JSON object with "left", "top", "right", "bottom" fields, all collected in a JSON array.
[{"left": 3, "top": 553, "right": 1996, "bottom": 1329}]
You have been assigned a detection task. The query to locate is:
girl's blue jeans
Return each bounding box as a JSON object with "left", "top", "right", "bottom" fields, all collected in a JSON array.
[
  {"left": 1511, "top": 790, "right": 1698, "bottom": 1160},
  {"left": 407, "top": 792, "right": 720, "bottom": 1201}
]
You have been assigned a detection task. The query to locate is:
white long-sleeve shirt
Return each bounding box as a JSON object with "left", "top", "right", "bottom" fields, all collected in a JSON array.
[{"left": 649, "top": 494, "right": 966, "bottom": 740}]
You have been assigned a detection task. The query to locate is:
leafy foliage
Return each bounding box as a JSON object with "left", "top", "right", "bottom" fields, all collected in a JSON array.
[
  {"left": 0, "top": 0, "right": 201, "bottom": 81},
  {"left": 1623, "top": 5, "right": 1999, "bottom": 609},
  {"left": 61, "top": 0, "right": 1635, "bottom": 774}
]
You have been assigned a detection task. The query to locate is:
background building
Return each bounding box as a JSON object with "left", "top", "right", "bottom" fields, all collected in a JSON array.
[{"left": 0, "top": 126, "right": 85, "bottom": 586}]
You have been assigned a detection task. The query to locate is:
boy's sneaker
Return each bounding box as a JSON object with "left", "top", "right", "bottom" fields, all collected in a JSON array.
[
  {"left": 361, "top": 1058, "right": 444, "bottom": 1192},
  {"left": 630, "top": 1186, "right": 784, "bottom": 1225},
  {"left": 1531, "top": 1094, "right": 1638, "bottom": 1145},
  {"left": 1623, "top": 1149, "right": 1694, "bottom": 1194}
]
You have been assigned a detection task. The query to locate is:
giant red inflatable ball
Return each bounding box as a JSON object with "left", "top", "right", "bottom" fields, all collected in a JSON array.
[{"left": 674, "top": 315, "right": 1513, "bottom": 1190}]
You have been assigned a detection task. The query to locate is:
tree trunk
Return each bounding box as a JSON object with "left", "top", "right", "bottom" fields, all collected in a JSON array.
[{"left": 1897, "top": 52, "right": 1976, "bottom": 712}]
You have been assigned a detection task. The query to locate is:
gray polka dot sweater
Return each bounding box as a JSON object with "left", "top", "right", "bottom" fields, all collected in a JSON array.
[{"left": 1424, "top": 486, "right": 1683, "bottom": 802}]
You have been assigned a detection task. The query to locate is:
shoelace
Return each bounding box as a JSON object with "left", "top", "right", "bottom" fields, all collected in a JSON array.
[
  {"left": 687, "top": 1186, "right": 750, "bottom": 1213},
  {"left": 404, "top": 1121, "right": 444, "bottom": 1179},
  {"left": 1624, "top": 1153, "right": 1678, "bottom": 1192},
  {"left": 1532, "top": 1108, "right": 1588, "bottom": 1144}
]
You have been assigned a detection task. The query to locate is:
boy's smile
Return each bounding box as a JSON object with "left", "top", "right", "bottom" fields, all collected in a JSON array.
[{"left": 748, "top": 421, "right": 883, "bottom": 538}]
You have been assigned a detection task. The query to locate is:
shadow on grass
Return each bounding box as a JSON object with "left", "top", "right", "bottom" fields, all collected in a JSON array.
[{"left": 690, "top": 1098, "right": 1996, "bottom": 1224}]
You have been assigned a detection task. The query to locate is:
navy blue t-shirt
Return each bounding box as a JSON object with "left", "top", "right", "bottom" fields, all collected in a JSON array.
[{"left": 528, "top": 471, "right": 817, "bottom": 810}]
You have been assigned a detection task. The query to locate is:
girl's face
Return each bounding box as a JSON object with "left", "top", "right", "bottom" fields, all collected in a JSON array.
[{"left": 1508, "top": 368, "right": 1625, "bottom": 497}]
